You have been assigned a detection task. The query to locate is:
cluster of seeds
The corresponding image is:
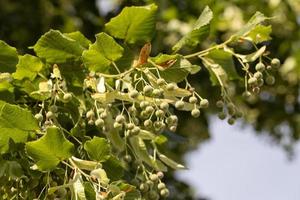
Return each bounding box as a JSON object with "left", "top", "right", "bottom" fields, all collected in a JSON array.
[
  {"left": 216, "top": 100, "right": 243, "bottom": 125},
  {"left": 136, "top": 172, "right": 169, "bottom": 199},
  {"left": 245, "top": 58, "right": 280, "bottom": 96}
]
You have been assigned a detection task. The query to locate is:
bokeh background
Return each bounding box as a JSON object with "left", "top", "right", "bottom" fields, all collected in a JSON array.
[{"left": 1, "top": 0, "right": 299, "bottom": 199}]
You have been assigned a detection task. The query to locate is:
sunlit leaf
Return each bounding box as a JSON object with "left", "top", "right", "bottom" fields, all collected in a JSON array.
[
  {"left": 25, "top": 126, "right": 74, "bottom": 171},
  {"left": 84, "top": 137, "right": 111, "bottom": 162},
  {"left": 13, "top": 54, "right": 44, "bottom": 81},
  {"left": 33, "top": 30, "right": 84, "bottom": 63},
  {"left": 105, "top": 4, "right": 158, "bottom": 43},
  {"left": 82, "top": 32, "right": 123, "bottom": 73}
]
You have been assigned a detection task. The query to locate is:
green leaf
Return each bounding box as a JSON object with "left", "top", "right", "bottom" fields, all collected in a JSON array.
[
  {"left": 129, "top": 136, "right": 165, "bottom": 171},
  {"left": 242, "top": 45, "right": 266, "bottom": 62},
  {"left": 158, "top": 152, "right": 185, "bottom": 170},
  {"left": 82, "top": 33, "right": 124, "bottom": 73},
  {"left": 33, "top": 30, "right": 84, "bottom": 63},
  {"left": 0, "top": 160, "right": 23, "bottom": 179},
  {"left": 64, "top": 31, "right": 91, "bottom": 49},
  {"left": 0, "top": 101, "right": 39, "bottom": 154},
  {"left": 206, "top": 49, "right": 239, "bottom": 81},
  {"left": 84, "top": 136, "right": 111, "bottom": 162},
  {"left": 13, "top": 54, "right": 44, "bottom": 81},
  {"left": 173, "top": 6, "right": 213, "bottom": 52},
  {"left": 105, "top": 4, "right": 158, "bottom": 43},
  {"left": 102, "top": 156, "right": 124, "bottom": 181},
  {"left": 83, "top": 182, "right": 96, "bottom": 200},
  {"left": 244, "top": 25, "right": 272, "bottom": 43},
  {"left": 202, "top": 58, "right": 227, "bottom": 86},
  {"left": 25, "top": 126, "right": 74, "bottom": 171},
  {"left": 159, "top": 57, "right": 200, "bottom": 83},
  {"left": 0, "top": 41, "right": 18, "bottom": 73},
  {"left": 233, "top": 12, "right": 268, "bottom": 39}
]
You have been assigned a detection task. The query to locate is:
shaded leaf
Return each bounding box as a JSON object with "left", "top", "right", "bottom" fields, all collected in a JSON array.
[
  {"left": 25, "top": 126, "right": 74, "bottom": 171},
  {"left": 102, "top": 156, "right": 124, "bottom": 181},
  {"left": 84, "top": 136, "right": 111, "bottom": 162},
  {"left": 206, "top": 49, "right": 239, "bottom": 80},
  {"left": 0, "top": 101, "right": 39, "bottom": 154},
  {"left": 159, "top": 57, "right": 200, "bottom": 83},
  {"left": 105, "top": 4, "right": 158, "bottom": 43},
  {"left": 0, "top": 41, "right": 18, "bottom": 73}
]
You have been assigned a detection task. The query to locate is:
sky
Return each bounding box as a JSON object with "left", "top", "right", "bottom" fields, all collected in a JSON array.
[{"left": 176, "top": 117, "right": 300, "bottom": 200}]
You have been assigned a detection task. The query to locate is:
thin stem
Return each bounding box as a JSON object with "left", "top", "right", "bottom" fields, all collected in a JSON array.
[{"left": 184, "top": 37, "right": 233, "bottom": 59}]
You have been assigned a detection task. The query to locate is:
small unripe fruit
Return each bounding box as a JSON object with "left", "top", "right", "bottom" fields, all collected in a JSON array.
[
  {"left": 126, "top": 123, "right": 135, "bottom": 130},
  {"left": 88, "top": 119, "right": 94, "bottom": 125},
  {"left": 255, "top": 63, "right": 265, "bottom": 72},
  {"left": 145, "top": 106, "right": 154, "bottom": 114},
  {"left": 86, "top": 110, "right": 95, "bottom": 119},
  {"left": 227, "top": 103, "right": 235, "bottom": 110},
  {"left": 248, "top": 77, "right": 257, "bottom": 85},
  {"left": 140, "top": 101, "right": 150, "bottom": 109},
  {"left": 227, "top": 118, "right": 235, "bottom": 125},
  {"left": 144, "top": 119, "right": 153, "bottom": 128},
  {"left": 113, "top": 122, "right": 122, "bottom": 129},
  {"left": 100, "top": 111, "right": 107, "bottom": 119},
  {"left": 175, "top": 100, "right": 185, "bottom": 110},
  {"left": 242, "top": 91, "right": 251, "bottom": 98},
  {"left": 159, "top": 102, "right": 169, "bottom": 110},
  {"left": 266, "top": 76, "right": 275, "bottom": 85},
  {"left": 191, "top": 108, "right": 200, "bottom": 118},
  {"left": 169, "top": 125, "right": 177, "bottom": 132},
  {"left": 34, "top": 113, "right": 43, "bottom": 122},
  {"left": 46, "top": 111, "right": 54, "bottom": 119},
  {"left": 139, "top": 183, "right": 149, "bottom": 192},
  {"left": 156, "top": 78, "right": 165, "bottom": 86},
  {"left": 257, "top": 78, "right": 264, "bottom": 87},
  {"left": 49, "top": 105, "right": 58, "bottom": 113},
  {"left": 146, "top": 180, "right": 154, "bottom": 187},
  {"left": 236, "top": 110, "right": 243, "bottom": 118},
  {"left": 252, "top": 87, "right": 260, "bottom": 94},
  {"left": 218, "top": 112, "right": 226, "bottom": 120},
  {"left": 115, "top": 115, "right": 125, "bottom": 123},
  {"left": 200, "top": 99, "right": 209, "bottom": 108},
  {"left": 128, "top": 106, "right": 137, "bottom": 115},
  {"left": 131, "top": 126, "right": 141, "bottom": 135},
  {"left": 149, "top": 174, "right": 159, "bottom": 182},
  {"left": 63, "top": 93, "right": 72, "bottom": 101},
  {"left": 189, "top": 96, "right": 198, "bottom": 104},
  {"left": 124, "top": 154, "right": 132, "bottom": 162},
  {"left": 266, "top": 65, "right": 272, "bottom": 70},
  {"left": 155, "top": 109, "right": 165, "bottom": 118},
  {"left": 170, "top": 115, "right": 178, "bottom": 124},
  {"left": 271, "top": 58, "right": 280, "bottom": 68},
  {"left": 157, "top": 171, "right": 164, "bottom": 179},
  {"left": 129, "top": 89, "right": 139, "bottom": 98},
  {"left": 148, "top": 191, "right": 159, "bottom": 200},
  {"left": 160, "top": 188, "right": 170, "bottom": 197},
  {"left": 216, "top": 100, "right": 224, "bottom": 108},
  {"left": 166, "top": 83, "right": 175, "bottom": 91},
  {"left": 143, "top": 85, "right": 153, "bottom": 94},
  {"left": 95, "top": 118, "right": 104, "bottom": 127},
  {"left": 254, "top": 71, "right": 263, "bottom": 79},
  {"left": 157, "top": 183, "right": 166, "bottom": 190},
  {"left": 152, "top": 89, "right": 162, "bottom": 97}
]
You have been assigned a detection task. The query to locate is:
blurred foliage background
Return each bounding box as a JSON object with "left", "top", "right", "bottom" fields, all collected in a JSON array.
[{"left": 0, "top": 0, "right": 299, "bottom": 199}]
